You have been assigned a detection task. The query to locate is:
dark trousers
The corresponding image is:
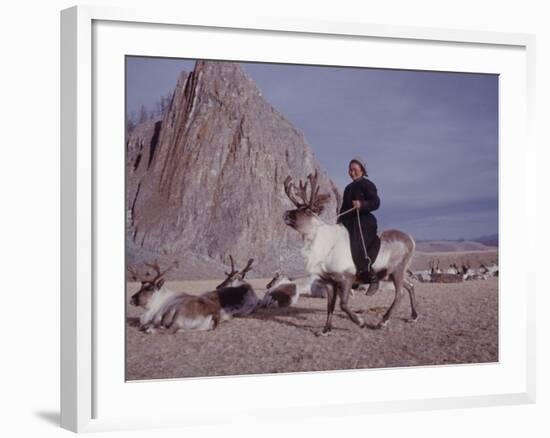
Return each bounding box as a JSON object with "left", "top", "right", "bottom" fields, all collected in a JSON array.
[{"left": 343, "top": 213, "right": 378, "bottom": 273}]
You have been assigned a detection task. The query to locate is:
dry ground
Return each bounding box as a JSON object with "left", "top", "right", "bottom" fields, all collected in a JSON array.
[{"left": 126, "top": 250, "right": 498, "bottom": 380}]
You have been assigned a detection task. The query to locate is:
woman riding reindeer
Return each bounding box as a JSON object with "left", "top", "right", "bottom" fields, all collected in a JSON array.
[{"left": 338, "top": 157, "right": 381, "bottom": 293}]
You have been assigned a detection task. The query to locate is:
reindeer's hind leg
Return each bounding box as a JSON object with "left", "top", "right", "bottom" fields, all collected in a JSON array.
[
  {"left": 379, "top": 272, "right": 405, "bottom": 327},
  {"left": 403, "top": 279, "right": 418, "bottom": 321},
  {"left": 339, "top": 274, "right": 365, "bottom": 328}
]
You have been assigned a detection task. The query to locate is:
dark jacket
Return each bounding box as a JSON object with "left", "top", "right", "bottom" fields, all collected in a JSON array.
[
  {"left": 338, "top": 176, "right": 380, "bottom": 226},
  {"left": 338, "top": 176, "right": 380, "bottom": 271}
]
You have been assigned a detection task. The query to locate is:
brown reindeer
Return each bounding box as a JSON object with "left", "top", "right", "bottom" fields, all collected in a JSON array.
[
  {"left": 128, "top": 260, "right": 222, "bottom": 333},
  {"left": 202, "top": 255, "right": 259, "bottom": 317}
]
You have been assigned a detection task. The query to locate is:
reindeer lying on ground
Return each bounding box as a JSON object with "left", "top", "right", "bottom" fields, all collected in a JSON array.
[
  {"left": 283, "top": 172, "right": 418, "bottom": 334},
  {"left": 428, "top": 259, "right": 463, "bottom": 283},
  {"left": 259, "top": 272, "right": 301, "bottom": 308},
  {"left": 445, "top": 263, "right": 460, "bottom": 275},
  {"left": 409, "top": 260, "right": 445, "bottom": 283},
  {"left": 259, "top": 271, "right": 328, "bottom": 308},
  {"left": 129, "top": 261, "right": 222, "bottom": 333},
  {"left": 203, "top": 256, "right": 259, "bottom": 317},
  {"left": 479, "top": 261, "right": 499, "bottom": 277},
  {"left": 129, "top": 257, "right": 259, "bottom": 333},
  {"left": 410, "top": 269, "right": 432, "bottom": 283},
  {"left": 460, "top": 261, "right": 487, "bottom": 281}
]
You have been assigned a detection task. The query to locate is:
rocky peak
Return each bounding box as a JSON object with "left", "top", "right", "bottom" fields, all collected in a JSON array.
[{"left": 127, "top": 61, "right": 340, "bottom": 279}]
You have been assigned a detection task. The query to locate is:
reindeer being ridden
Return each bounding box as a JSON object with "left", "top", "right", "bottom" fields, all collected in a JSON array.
[{"left": 283, "top": 172, "right": 418, "bottom": 334}]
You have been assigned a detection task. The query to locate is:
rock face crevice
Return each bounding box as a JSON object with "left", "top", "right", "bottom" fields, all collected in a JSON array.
[
  {"left": 126, "top": 61, "right": 340, "bottom": 279},
  {"left": 147, "top": 121, "right": 162, "bottom": 169}
]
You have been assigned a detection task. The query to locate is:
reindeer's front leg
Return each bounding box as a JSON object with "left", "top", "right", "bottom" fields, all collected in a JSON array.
[{"left": 318, "top": 287, "right": 337, "bottom": 336}]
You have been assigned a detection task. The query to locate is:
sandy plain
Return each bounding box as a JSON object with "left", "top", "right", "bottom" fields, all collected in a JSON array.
[{"left": 126, "top": 250, "right": 498, "bottom": 380}]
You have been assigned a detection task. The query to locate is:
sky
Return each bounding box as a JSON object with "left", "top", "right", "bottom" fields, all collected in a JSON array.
[{"left": 126, "top": 56, "right": 498, "bottom": 241}]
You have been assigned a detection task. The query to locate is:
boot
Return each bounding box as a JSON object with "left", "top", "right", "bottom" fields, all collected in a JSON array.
[
  {"left": 358, "top": 268, "right": 378, "bottom": 284},
  {"left": 358, "top": 269, "right": 380, "bottom": 296}
]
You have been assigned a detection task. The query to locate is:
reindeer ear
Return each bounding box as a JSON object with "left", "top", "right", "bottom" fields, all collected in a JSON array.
[{"left": 156, "top": 279, "right": 165, "bottom": 289}]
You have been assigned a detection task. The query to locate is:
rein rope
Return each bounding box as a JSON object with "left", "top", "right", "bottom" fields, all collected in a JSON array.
[
  {"left": 337, "top": 206, "right": 372, "bottom": 272},
  {"left": 336, "top": 207, "right": 355, "bottom": 218},
  {"left": 356, "top": 208, "right": 372, "bottom": 271}
]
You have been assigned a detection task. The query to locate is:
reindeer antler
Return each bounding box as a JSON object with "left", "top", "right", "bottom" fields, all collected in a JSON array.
[
  {"left": 144, "top": 259, "right": 176, "bottom": 283},
  {"left": 307, "top": 172, "right": 320, "bottom": 205},
  {"left": 239, "top": 258, "right": 254, "bottom": 279},
  {"left": 284, "top": 171, "right": 331, "bottom": 213},
  {"left": 224, "top": 255, "right": 239, "bottom": 277},
  {"left": 284, "top": 176, "right": 304, "bottom": 208},
  {"left": 297, "top": 180, "right": 310, "bottom": 206},
  {"left": 127, "top": 265, "right": 140, "bottom": 281}
]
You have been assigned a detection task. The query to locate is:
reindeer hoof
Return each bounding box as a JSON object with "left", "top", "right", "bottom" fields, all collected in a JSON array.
[
  {"left": 315, "top": 329, "right": 331, "bottom": 337},
  {"left": 376, "top": 320, "right": 389, "bottom": 329},
  {"left": 410, "top": 315, "right": 419, "bottom": 323}
]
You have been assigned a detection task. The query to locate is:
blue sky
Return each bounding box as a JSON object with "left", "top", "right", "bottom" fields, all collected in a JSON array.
[{"left": 126, "top": 56, "right": 498, "bottom": 240}]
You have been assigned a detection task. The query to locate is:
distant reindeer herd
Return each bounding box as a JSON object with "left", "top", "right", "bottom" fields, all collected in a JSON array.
[
  {"left": 410, "top": 259, "right": 498, "bottom": 284},
  {"left": 127, "top": 172, "right": 498, "bottom": 336}
]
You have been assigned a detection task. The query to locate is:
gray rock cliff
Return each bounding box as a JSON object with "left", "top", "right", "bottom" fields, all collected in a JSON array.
[{"left": 126, "top": 61, "right": 340, "bottom": 279}]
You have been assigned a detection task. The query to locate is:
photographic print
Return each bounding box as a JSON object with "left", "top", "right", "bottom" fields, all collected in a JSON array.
[{"left": 125, "top": 57, "right": 498, "bottom": 381}]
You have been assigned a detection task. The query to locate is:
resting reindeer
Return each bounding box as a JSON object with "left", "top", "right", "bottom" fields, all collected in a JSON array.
[
  {"left": 429, "top": 259, "right": 442, "bottom": 275},
  {"left": 411, "top": 269, "right": 432, "bottom": 283},
  {"left": 129, "top": 261, "right": 222, "bottom": 333},
  {"left": 480, "top": 262, "right": 499, "bottom": 277},
  {"left": 202, "top": 256, "right": 259, "bottom": 317},
  {"left": 459, "top": 261, "right": 486, "bottom": 281},
  {"left": 283, "top": 172, "right": 418, "bottom": 334},
  {"left": 259, "top": 272, "right": 299, "bottom": 308},
  {"left": 428, "top": 260, "right": 462, "bottom": 283},
  {"left": 445, "top": 263, "right": 460, "bottom": 275},
  {"left": 260, "top": 271, "right": 334, "bottom": 308}
]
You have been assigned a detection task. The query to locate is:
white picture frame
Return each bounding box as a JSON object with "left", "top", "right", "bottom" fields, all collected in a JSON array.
[{"left": 60, "top": 5, "right": 536, "bottom": 433}]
